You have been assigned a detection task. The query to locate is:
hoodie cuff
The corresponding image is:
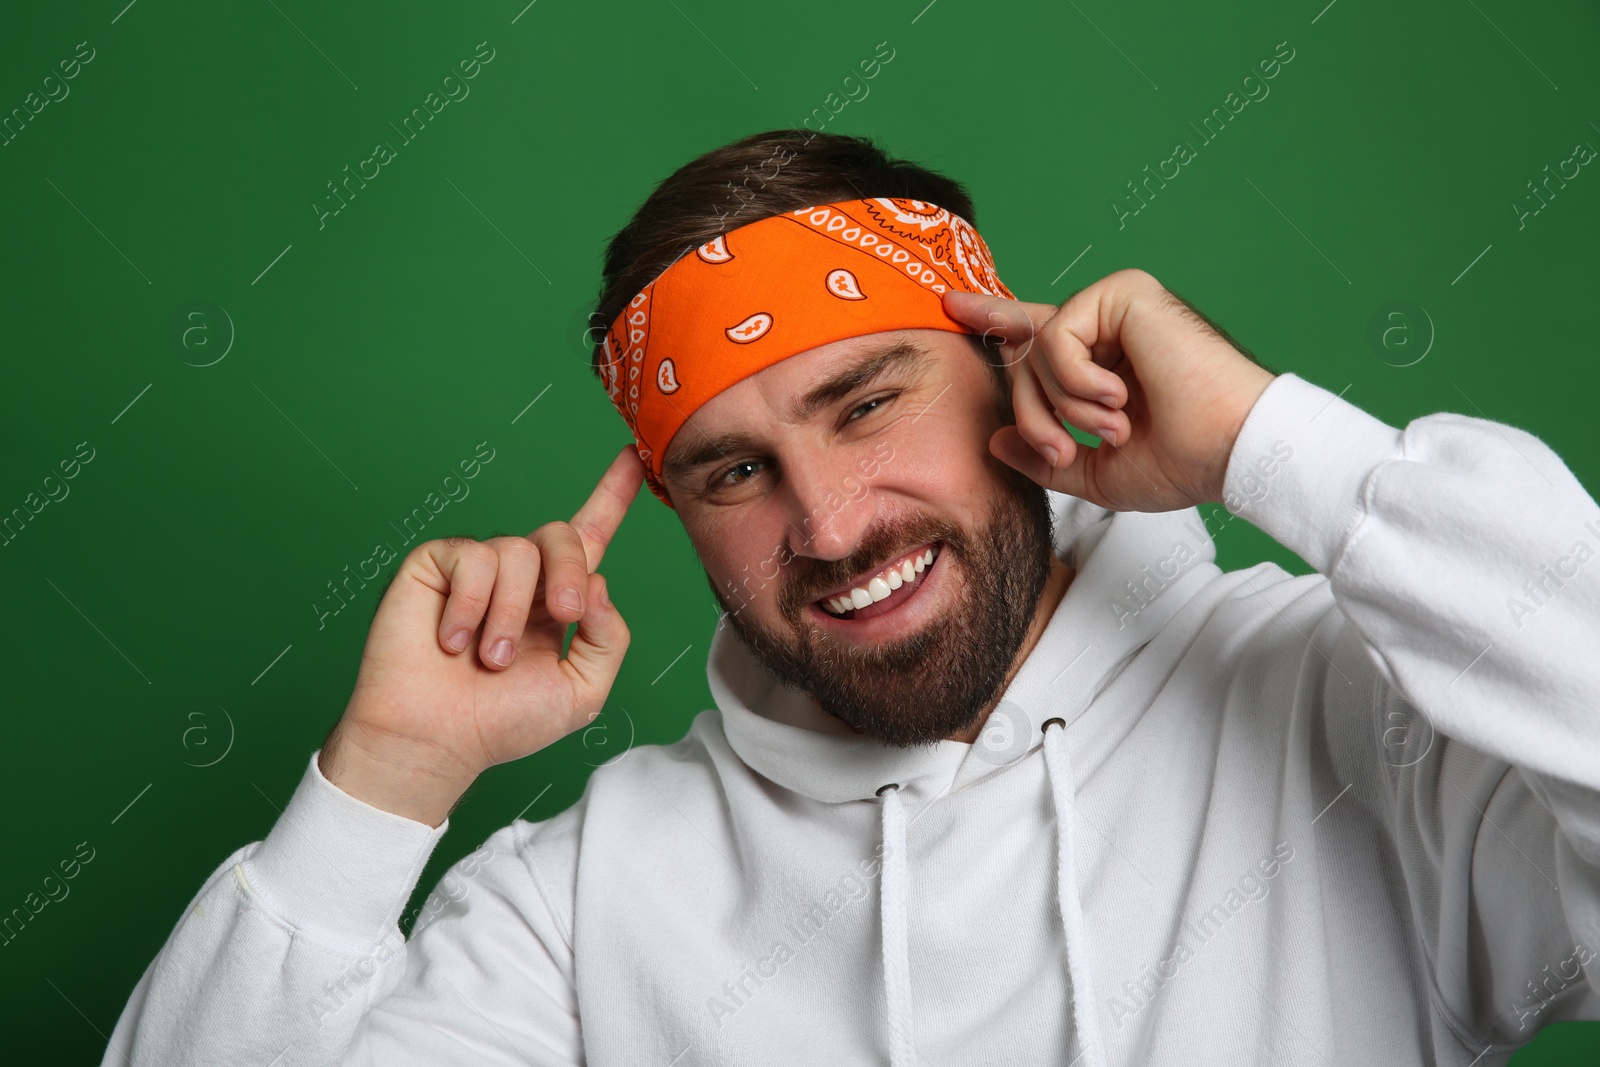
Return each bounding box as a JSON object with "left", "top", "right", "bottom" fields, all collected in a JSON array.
[
  {"left": 243, "top": 749, "right": 450, "bottom": 947},
  {"left": 1221, "top": 373, "right": 1403, "bottom": 576}
]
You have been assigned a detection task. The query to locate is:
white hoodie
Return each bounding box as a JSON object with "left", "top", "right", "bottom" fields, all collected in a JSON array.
[{"left": 103, "top": 373, "right": 1600, "bottom": 1066}]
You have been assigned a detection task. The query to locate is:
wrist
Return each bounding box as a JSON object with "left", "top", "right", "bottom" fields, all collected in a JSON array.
[
  {"left": 1205, "top": 362, "right": 1277, "bottom": 503},
  {"left": 319, "top": 722, "right": 477, "bottom": 828}
]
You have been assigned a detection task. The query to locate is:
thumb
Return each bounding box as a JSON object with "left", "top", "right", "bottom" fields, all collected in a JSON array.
[{"left": 561, "top": 571, "right": 629, "bottom": 725}]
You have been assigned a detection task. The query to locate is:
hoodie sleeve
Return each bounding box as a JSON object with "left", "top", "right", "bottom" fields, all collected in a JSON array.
[
  {"left": 100, "top": 750, "right": 585, "bottom": 1066},
  {"left": 346, "top": 801, "right": 586, "bottom": 1065},
  {"left": 1220, "top": 372, "right": 1600, "bottom": 1049}
]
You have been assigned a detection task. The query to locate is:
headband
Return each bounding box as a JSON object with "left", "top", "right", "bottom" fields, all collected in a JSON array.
[{"left": 597, "top": 197, "right": 1017, "bottom": 507}]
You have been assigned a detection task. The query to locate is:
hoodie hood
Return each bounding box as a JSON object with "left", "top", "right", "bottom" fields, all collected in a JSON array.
[{"left": 711, "top": 491, "right": 1222, "bottom": 804}]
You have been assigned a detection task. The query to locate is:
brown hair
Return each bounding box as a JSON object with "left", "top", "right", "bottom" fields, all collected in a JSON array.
[{"left": 585, "top": 128, "right": 1004, "bottom": 386}]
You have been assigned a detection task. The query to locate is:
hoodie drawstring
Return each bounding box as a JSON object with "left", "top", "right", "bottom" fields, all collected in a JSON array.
[
  {"left": 873, "top": 722, "right": 1108, "bottom": 1067},
  {"left": 876, "top": 782, "right": 916, "bottom": 1067},
  {"left": 1041, "top": 717, "right": 1108, "bottom": 1067}
]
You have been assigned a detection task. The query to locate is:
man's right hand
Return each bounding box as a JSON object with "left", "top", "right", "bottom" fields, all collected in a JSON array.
[{"left": 319, "top": 445, "right": 646, "bottom": 827}]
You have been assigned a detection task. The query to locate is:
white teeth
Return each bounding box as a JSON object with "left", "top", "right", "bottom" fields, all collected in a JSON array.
[{"left": 822, "top": 544, "right": 939, "bottom": 617}]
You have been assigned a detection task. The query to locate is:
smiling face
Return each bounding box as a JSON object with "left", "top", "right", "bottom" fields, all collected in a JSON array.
[{"left": 661, "top": 327, "right": 1060, "bottom": 748}]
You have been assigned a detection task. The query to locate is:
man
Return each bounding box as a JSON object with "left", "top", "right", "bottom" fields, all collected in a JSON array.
[{"left": 104, "top": 130, "right": 1599, "bottom": 1066}]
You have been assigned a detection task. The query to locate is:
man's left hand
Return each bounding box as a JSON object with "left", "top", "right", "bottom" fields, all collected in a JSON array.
[{"left": 943, "top": 268, "right": 1277, "bottom": 513}]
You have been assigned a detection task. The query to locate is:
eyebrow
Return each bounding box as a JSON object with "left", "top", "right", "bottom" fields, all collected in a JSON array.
[{"left": 663, "top": 338, "right": 932, "bottom": 483}]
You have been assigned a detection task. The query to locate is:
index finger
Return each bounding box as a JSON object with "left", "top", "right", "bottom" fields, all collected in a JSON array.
[
  {"left": 566, "top": 444, "right": 645, "bottom": 573},
  {"left": 941, "top": 290, "right": 1059, "bottom": 368}
]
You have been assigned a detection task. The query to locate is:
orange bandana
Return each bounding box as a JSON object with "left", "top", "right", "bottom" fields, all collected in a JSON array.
[{"left": 598, "top": 197, "right": 1017, "bottom": 507}]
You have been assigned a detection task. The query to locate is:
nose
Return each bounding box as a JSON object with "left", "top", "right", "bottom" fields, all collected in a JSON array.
[{"left": 781, "top": 447, "right": 877, "bottom": 562}]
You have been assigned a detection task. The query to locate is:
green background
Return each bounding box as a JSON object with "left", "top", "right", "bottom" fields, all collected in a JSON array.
[{"left": 1, "top": 0, "right": 1596, "bottom": 1061}]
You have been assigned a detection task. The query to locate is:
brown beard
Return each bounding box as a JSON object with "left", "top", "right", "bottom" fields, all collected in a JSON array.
[{"left": 709, "top": 459, "right": 1056, "bottom": 748}]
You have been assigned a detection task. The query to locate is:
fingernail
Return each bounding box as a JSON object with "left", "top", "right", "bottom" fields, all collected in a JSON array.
[
  {"left": 1098, "top": 394, "right": 1118, "bottom": 408},
  {"left": 558, "top": 588, "right": 583, "bottom": 612},
  {"left": 1042, "top": 445, "right": 1060, "bottom": 468},
  {"left": 447, "top": 629, "right": 470, "bottom": 652},
  {"left": 489, "top": 638, "right": 514, "bottom": 666},
  {"left": 599, "top": 583, "right": 610, "bottom": 608}
]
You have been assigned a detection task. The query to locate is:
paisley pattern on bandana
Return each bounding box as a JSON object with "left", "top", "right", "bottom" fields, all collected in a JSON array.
[{"left": 597, "top": 197, "right": 1016, "bottom": 507}]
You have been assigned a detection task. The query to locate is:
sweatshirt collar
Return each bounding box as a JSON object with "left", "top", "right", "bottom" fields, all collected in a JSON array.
[{"left": 712, "top": 491, "right": 1221, "bottom": 805}]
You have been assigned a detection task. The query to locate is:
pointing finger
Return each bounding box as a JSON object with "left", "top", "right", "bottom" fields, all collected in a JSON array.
[
  {"left": 565, "top": 445, "right": 645, "bottom": 574},
  {"left": 942, "top": 291, "right": 1058, "bottom": 366}
]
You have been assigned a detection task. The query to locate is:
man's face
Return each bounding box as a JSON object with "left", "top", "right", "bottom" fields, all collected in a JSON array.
[{"left": 662, "top": 328, "right": 1057, "bottom": 748}]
